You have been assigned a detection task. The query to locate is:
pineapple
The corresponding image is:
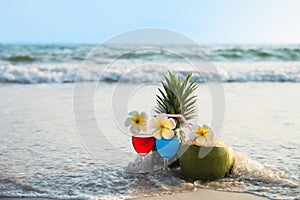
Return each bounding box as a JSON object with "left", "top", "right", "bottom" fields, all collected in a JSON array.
[{"left": 154, "top": 70, "right": 198, "bottom": 142}]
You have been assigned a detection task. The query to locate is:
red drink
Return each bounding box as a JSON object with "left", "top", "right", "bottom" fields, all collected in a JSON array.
[{"left": 132, "top": 135, "right": 155, "bottom": 156}]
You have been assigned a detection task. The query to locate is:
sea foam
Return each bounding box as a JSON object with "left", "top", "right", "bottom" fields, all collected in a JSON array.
[{"left": 0, "top": 61, "right": 300, "bottom": 84}]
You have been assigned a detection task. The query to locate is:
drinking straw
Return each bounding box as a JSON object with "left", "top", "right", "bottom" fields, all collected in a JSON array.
[{"left": 166, "top": 114, "right": 193, "bottom": 133}]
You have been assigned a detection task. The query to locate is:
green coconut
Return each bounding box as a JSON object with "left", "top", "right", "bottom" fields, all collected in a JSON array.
[{"left": 179, "top": 140, "right": 234, "bottom": 180}]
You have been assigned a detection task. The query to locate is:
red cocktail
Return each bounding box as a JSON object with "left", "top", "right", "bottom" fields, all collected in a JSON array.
[{"left": 132, "top": 134, "right": 155, "bottom": 156}]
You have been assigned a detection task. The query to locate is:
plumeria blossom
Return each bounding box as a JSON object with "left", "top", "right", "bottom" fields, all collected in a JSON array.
[
  {"left": 190, "top": 124, "right": 215, "bottom": 144},
  {"left": 149, "top": 114, "right": 176, "bottom": 139},
  {"left": 125, "top": 111, "right": 149, "bottom": 134}
]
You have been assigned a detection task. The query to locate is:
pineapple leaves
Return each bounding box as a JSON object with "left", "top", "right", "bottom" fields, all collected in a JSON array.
[{"left": 155, "top": 70, "right": 198, "bottom": 128}]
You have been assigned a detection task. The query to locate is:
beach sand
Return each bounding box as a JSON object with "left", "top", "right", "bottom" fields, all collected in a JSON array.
[
  {"left": 0, "top": 190, "right": 267, "bottom": 200},
  {"left": 135, "top": 189, "right": 267, "bottom": 200}
]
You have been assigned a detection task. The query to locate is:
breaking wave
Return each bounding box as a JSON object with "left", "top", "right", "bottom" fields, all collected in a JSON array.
[{"left": 0, "top": 62, "right": 299, "bottom": 84}]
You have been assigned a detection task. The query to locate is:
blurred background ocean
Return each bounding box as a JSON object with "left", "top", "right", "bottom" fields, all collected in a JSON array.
[{"left": 0, "top": 44, "right": 299, "bottom": 84}]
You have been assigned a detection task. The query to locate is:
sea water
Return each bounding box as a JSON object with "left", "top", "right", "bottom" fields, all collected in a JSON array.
[
  {"left": 0, "top": 44, "right": 300, "bottom": 84},
  {"left": 0, "top": 44, "right": 299, "bottom": 199}
]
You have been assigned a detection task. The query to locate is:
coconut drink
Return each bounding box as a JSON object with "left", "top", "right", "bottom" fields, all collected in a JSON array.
[
  {"left": 179, "top": 136, "right": 234, "bottom": 180},
  {"left": 153, "top": 71, "right": 234, "bottom": 180}
]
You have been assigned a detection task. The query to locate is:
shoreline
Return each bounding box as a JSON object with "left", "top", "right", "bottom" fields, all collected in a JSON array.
[
  {"left": 134, "top": 189, "right": 268, "bottom": 200},
  {"left": 0, "top": 190, "right": 268, "bottom": 200}
]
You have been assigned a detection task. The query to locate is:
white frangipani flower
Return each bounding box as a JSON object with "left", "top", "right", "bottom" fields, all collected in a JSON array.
[
  {"left": 190, "top": 124, "right": 215, "bottom": 144},
  {"left": 149, "top": 114, "right": 176, "bottom": 139},
  {"left": 125, "top": 111, "right": 149, "bottom": 134}
]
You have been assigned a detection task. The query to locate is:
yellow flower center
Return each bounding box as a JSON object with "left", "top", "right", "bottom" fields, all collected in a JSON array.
[
  {"left": 159, "top": 121, "right": 170, "bottom": 133},
  {"left": 196, "top": 127, "right": 209, "bottom": 138},
  {"left": 131, "top": 114, "right": 145, "bottom": 126}
]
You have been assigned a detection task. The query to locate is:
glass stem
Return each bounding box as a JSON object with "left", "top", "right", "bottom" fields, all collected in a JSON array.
[
  {"left": 163, "top": 159, "right": 168, "bottom": 173},
  {"left": 140, "top": 155, "right": 145, "bottom": 172}
]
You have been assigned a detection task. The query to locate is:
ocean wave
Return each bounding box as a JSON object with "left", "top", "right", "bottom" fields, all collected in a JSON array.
[
  {"left": 1, "top": 44, "right": 300, "bottom": 64},
  {"left": 231, "top": 152, "right": 298, "bottom": 188},
  {"left": 0, "top": 62, "right": 300, "bottom": 84},
  {"left": 211, "top": 47, "right": 300, "bottom": 61},
  {"left": 0, "top": 64, "right": 79, "bottom": 84},
  {"left": 5, "top": 55, "right": 36, "bottom": 63}
]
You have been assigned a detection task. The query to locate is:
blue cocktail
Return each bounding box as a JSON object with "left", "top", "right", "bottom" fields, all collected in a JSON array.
[{"left": 155, "top": 137, "right": 180, "bottom": 171}]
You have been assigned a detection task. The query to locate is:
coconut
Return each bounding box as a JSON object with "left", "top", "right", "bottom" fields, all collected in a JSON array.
[{"left": 179, "top": 139, "right": 234, "bottom": 180}]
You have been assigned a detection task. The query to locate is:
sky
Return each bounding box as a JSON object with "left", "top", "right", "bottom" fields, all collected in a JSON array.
[{"left": 0, "top": 0, "right": 300, "bottom": 44}]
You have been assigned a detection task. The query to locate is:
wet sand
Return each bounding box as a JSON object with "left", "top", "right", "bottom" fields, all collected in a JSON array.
[
  {"left": 0, "top": 190, "right": 268, "bottom": 200},
  {"left": 135, "top": 189, "right": 268, "bottom": 200}
]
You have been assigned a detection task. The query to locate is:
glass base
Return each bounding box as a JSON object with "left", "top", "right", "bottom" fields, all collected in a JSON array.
[{"left": 125, "top": 152, "right": 164, "bottom": 173}]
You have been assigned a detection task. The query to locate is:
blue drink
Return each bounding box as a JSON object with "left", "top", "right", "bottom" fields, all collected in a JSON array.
[{"left": 155, "top": 137, "right": 180, "bottom": 160}]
